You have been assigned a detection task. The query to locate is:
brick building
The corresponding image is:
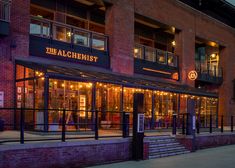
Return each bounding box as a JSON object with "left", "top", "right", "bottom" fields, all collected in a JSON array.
[{"left": 0, "top": 0, "right": 235, "bottom": 132}]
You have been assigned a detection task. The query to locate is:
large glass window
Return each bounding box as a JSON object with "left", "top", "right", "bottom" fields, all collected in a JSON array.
[
  {"left": 154, "top": 91, "right": 178, "bottom": 128},
  {"left": 92, "top": 34, "right": 106, "bottom": 51},
  {"left": 48, "top": 79, "right": 92, "bottom": 131},
  {"left": 73, "top": 30, "right": 89, "bottom": 47},
  {"left": 134, "top": 45, "right": 143, "bottom": 59},
  {"left": 145, "top": 47, "right": 156, "bottom": 62},
  {"left": 157, "top": 50, "right": 167, "bottom": 64},
  {"left": 96, "top": 83, "right": 121, "bottom": 129},
  {"left": 54, "top": 25, "right": 71, "bottom": 42}
]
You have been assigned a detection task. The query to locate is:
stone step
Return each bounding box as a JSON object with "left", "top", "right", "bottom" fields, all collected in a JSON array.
[
  {"left": 146, "top": 136, "right": 191, "bottom": 159},
  {"left": 149, "top": 150, "right": 190, "bottom": 159},
  {"left": 149, "top": 146, "right": 186, "bottom": 154},
  {"left": 147, "top": 138, "right": 176, "bottom": 143},
  {"left": 149, "top": 144, "right": 184, "bottom": 152},
  {"left": 149, "top": 148, "right": 190, "bottom": 156},
  {"left": 149, "top": 142, "right": 180, "bottom": 148}
]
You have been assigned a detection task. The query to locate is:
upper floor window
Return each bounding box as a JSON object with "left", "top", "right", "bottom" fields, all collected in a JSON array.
[
  {"left": 29, "top": 0, "right": 107, "bottom": 51},
  {"left": 0, "top": 0, "right": 11, "bottom": 22},
  {"left": 195, "top": 38, "right": 222, "bottom": 78},
  {"left": 134, "top": 17, "right": 178, "bottom": 68}
]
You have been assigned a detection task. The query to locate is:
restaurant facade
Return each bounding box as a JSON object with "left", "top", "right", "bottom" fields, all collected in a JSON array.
[{"left": 0, "top": 0, "right": 235, "bottom": 133}]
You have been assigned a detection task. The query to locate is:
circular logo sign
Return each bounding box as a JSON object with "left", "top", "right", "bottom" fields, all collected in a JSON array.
[{"left": 188, "top": 71, "right": 198, "bottom": 80}]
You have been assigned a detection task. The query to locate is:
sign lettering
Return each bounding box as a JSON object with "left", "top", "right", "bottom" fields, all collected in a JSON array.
[{"left": 45, "top": 47, "right": 99, "bottom": 63}]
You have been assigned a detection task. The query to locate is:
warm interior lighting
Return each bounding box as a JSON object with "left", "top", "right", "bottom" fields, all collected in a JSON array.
[
  {"left": 70, "top": 85, "right": 73, "bottom": 88},
  {"left": 134, "top": 48, "right": 139, "bottom": 54},
  {"left": 62, "top": 83, "right": 65, "bottom": 87},
  {"left": 67, "top": 32, "right": 72, "bottom": 37},
  {"left": 54, "top": 81, "right": 57, "bottom": 85},
  {"left": 171, "top": 40, "right": 176, "bottom": 46},
  {"left": 210, "top": 53, "right": 217, "bottom": 59}
]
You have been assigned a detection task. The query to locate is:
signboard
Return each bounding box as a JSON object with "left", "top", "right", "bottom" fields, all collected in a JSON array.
[
  {"left": 188, "top": 70, "right": 198, "bottom": 81},
  {"left": 137, "top": 113, "right": 144, "bottom": 133},
  {"left": 29, "top": 36, "right": 110, "bottom": 69},
  {"left": 0, "top": 91, "right": 4, "bottom": 108}
]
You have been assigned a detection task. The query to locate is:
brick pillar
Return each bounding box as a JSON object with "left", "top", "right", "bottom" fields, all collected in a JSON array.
[
  {"left": 0, "top": 0, "right": 30, "bottom": 127},
  {"left": 178, "top": 29, "right": 195, "bottom": 87},
  {"left": 219, "top": 45, "right": 235, "bottom": 125},
  {"left": 105, "top": 0, "right": 134, "bottom": 75}
]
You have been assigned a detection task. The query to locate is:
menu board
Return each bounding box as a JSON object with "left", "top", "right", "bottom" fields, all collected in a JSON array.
[{"left": 137, "top": 113, "right": 144, "bottom": 133}]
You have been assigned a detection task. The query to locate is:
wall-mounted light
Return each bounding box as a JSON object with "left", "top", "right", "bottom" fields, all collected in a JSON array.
[
  {"left": 171, "top": 40, "right": 176, "bottom": 46},
  {"left": 134, "top": 48, "right": 139, "bottom": 54},
  {"left": 210, "top": 53, "right": 217, "bottom": 59}
]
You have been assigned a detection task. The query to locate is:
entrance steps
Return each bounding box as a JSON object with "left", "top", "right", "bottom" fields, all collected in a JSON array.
[{"left": 145, "top": 135, "right": 190, "bottom": 159}]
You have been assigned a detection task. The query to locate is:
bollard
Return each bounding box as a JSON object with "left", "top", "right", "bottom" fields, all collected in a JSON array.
[
  {"left": 231, "top": 116, "right": 234, "bottom": 132},
  {"left": 172, "top": 114, "right": 177, "bottom": 135},
  {"left": 221, "top": 115, "right": 224, "bottom": 133},
  {"left": 182, "top": 114, "right": 185, "bottom": 135},
  {"left": 95, "top": 110, "right": 98, "bottom": 140},
  {"left": 62, "top": 109, "right": 66, "bottom": 142},
  {"left": 196, "top": 115, "right": 200, "bottom": 134},
  {"left": 20, "top": 107, "right": 25, "bottom": 144},
  {"left": 210, "top": 114, "right": 212, "bottom": 133}
]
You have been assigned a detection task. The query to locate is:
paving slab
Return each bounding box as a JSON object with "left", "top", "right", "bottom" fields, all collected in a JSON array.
[{"left": 90, "top": 145, "right": 235, "bottom": 168}]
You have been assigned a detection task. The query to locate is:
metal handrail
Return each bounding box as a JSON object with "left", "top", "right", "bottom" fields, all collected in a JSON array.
[
  {"left": 30, "top": 16, "right": 108, "bottom": 51},
  {"left": 30, "top": 15, "right": 108, "bottom": 37},
  {"left": 195, "top": 60, "right": 223, "bottom": 78},
  {"left": 134, "top": 43, "right": 178, "bottom": 68}
]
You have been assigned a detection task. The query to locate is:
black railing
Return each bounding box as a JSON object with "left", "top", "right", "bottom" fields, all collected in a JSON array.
[
  {"left": 30, "top": 16, "right": 108, "bottom": 52},
  {"left": 0, "top": 0, "right": 10, "bottom": 22},
  {"left": 195, "top": 60, "right": 223, "bottom": 83},
  {"left": 1, "top": 107, "right": 234, "bottom": 144},
  {"left": 0, "top": 108, "right": 132, "bottom": 144},
  {"left": 134, "top": 43, "right": 178, "bottom": 68}
]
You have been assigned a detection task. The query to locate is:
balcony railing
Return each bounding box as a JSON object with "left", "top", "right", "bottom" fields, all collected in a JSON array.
[
  {"left": 195, "top": 61, "right": 223, "bottom": 83},
  {"left": 0, "top": 0, "right": 10, "bottom": 22},
  {"left": 30, "top": 16, "right": 108, "bottom": 51},
  {"left": 134, "top": 44, "right": 178, "bottom": 68}
]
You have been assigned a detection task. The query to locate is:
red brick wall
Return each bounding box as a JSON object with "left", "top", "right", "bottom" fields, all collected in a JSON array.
[
  {"left": 177, "top": 134, "right": 235, "bottom": 151},
  {"left": 196, "top": 134, "right": 235, "bottom": 149},
  {"left": 105, "top": 0, "right": 134, "bottom": 75},
  {"left": 133, "top": 0, "right": 235, "bottom": 121},
  {"left": 0, "top": 0, "right": 30, "bottom": 124},
  {"left": 0, "top": 139, "right": 132, "bottom": 168},
  {"left": 1, "top": 0, "right": 235, "bottom": 125},
  {"left": 143, "top": 141, "right": 149, "bottom": 160}
]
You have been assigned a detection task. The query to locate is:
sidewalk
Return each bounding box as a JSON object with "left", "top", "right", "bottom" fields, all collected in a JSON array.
[{"left": 90, "top": 145, "right": 235, "bottom": 168}]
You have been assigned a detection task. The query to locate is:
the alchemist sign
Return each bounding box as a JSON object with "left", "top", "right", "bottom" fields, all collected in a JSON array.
[
  {"left": 46, "top": 47, "right": 99, "bottom": 63},
  {"left": 29, "top": 35, "right": 109, "bottom": 68}
]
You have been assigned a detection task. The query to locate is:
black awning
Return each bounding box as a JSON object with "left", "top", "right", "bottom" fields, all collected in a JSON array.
[{"left": 15, "top": 56, "right": 218, "bottom": 98}]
